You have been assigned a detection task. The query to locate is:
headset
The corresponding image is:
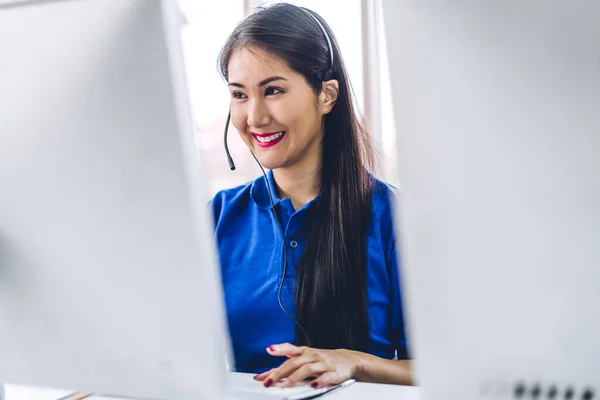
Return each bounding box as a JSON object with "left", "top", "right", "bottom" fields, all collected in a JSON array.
[{"left": 223, "top": 7, "right": 336, "bottom": 348}]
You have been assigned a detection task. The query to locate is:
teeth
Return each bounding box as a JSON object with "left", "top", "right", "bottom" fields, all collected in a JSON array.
[{"left": 256, "top": 131, "right": 284, "bottom": 143}]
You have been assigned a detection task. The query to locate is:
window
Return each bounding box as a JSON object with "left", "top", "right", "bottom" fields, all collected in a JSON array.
[
  {"left": 376, "top": 0, "right": 399, "bottom": 186},
  {"left": 179, "top": 0, "right": 253, "bottom": 197}
]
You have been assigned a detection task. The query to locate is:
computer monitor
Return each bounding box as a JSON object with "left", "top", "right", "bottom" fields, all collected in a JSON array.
[
  {"left": 382, "top": 1, "right": 600, "bottom": 399},
  {"left": 0, "top": 1, "right": 231, "bottom": 398}
]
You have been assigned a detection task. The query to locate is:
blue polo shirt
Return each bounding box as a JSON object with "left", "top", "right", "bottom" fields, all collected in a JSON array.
[{"left": 210, "top": 171, "right": 408, "bottom": 373}]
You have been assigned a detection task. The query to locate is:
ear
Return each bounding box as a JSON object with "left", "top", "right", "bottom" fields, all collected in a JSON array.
[{"left": 318, "top": 79, "right": 339, "bottom": 115}]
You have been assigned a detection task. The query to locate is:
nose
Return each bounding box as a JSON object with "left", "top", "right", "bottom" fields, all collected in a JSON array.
[{"left": 246, "top": 99, "right": 271, "bottom": 129}]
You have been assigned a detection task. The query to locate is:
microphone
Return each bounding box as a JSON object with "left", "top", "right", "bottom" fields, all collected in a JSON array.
[{"left": 223, "top": 110, "right": 236, "bottom": 171}]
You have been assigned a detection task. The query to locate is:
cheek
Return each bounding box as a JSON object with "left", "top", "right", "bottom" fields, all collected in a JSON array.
[
  {"left": 284, "top": 106, "right": 320, "bottom": 137},
  {"left": 230, "top": 110, "right": 247, "bottom": 135},
  {"left": 269, "top": 102, "right": 303, "bottom": 131}
]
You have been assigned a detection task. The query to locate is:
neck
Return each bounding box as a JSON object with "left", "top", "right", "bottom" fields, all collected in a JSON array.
[{"left": 273, "top": 165, "right": 320, "bottom": 210}]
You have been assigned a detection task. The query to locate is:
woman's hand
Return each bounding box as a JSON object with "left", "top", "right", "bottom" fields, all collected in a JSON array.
[{"left": 253, "top": 343, "right": 362, "bottom": 389}]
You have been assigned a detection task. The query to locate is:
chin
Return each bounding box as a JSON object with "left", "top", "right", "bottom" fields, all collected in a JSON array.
[
  {"left": 253, "top": 152, "right": 290, "bottom": 170},
  {"left": 251, "top": 145, "right": 296, "bottom": 170},
  {"left": 257, "top": 159, "right": 285, "bottom": 170}
]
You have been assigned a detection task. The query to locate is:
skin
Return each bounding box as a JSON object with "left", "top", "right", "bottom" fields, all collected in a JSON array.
[
  {"left": 227, "top": 46, "right": 336, "bottom": 209},
  {"left": 227, "top": 46, "right": 414, "bottom": 388}
]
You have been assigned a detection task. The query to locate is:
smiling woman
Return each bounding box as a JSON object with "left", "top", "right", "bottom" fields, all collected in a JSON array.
[
  {"left": 209, "top": 3, "right": 413, "bottom": 389},
  {"left": 226, "top": 46, "right": 337, "bottom": 184},
  {"left": 178, "top": 0, "right": 379, "bottom": 197}
]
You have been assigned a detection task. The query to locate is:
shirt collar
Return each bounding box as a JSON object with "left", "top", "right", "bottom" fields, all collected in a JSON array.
[
  {"left": 250, "top": 169, "right": 321, "bottom": 212},
  {"left": 250, "top": 169, "right": 281, "bottom": 209}
]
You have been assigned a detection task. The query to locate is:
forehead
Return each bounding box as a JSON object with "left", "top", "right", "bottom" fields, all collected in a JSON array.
[{"left": 227, "top": 46, "right": 296, "bottom": 84}]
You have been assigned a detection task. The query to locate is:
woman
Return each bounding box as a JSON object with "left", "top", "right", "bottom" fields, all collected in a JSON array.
[{"left": 210, "top": 3, "right": 412, "bottom": 388}]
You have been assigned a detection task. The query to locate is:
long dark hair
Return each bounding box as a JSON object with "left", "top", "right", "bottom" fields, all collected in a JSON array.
[{"left": 218, "top": 3, "right": 375, "bottom": 352}]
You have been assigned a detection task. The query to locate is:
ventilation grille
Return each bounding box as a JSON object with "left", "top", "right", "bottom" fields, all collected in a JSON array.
[{"left": 481, "top": 381, "right": 596, "bottom": 399}]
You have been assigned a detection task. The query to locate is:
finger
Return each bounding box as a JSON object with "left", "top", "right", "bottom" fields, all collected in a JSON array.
[
  {"left": 263, "top": 353, "right": 319, "bottom": 387},
  {"left": 283, "top": 362, "right": 328, "bottom": 387},
  {"left": 266, "top": 343, "right": 306, "bottom": 358},
  {"left": 310, "top": 371, "right": 344, "bottom": 389},
  {"left": 254, "top": 368, "right": 275, "bottom": 381}
]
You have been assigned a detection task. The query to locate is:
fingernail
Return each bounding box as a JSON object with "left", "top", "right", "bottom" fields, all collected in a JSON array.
[
  {"left": 264, "top": 379, "right": 273, "bottom": 388},
  {"left": 267, "top": 345, "right": 276, "bottom": 352},
  {"left": 311, "top": 381, "right": 318, "bottom": 388},
  {"left": 253, "top": 374, "right": 259, "bottom": 380}
]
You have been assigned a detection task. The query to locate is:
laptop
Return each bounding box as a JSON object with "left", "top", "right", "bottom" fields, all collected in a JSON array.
[
  {"left": 0, "top": 0, "right": 352, "bottom": 399},
  {"left": 382, "top": 0, "right": 600, "bottom": 399}
]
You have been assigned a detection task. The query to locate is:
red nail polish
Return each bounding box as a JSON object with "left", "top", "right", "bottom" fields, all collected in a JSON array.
[
  {"left": 253, "top": 374, "right": 259, "bottom": 380},
  {"left": 264, "top": 379, "right": 273, "bottom": 388},
  {"left": 311, "top": 381, "right": 318, "bottom": 388},
  {"left": 267, "top": 346, "right": 275, "bottom": 352}
]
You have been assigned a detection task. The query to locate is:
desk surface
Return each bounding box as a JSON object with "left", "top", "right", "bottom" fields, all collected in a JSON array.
[{"left": 4, "top": 373, "right": 421, "bottom": 400}]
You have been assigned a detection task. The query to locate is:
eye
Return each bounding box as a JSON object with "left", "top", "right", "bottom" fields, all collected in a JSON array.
[
  {"left": 231, "top": 91, "right": 247, "bottom": 100},
  {"left": 265, "top": 86, "right": 283, "bottom": 96}
]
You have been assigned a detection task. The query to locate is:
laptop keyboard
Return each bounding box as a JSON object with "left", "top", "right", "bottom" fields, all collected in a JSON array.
[{"left": 241, "top": 380, "right": 315, "bottom": 396}]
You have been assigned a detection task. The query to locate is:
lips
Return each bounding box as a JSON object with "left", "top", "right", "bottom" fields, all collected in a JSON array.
[{"left": 251, "top": 131, "right": 287, "bottom": 148}]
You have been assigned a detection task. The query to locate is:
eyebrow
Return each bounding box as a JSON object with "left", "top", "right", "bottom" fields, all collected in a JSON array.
[{"left": 228, "top": 76, "right": 287, "bottom": 88}]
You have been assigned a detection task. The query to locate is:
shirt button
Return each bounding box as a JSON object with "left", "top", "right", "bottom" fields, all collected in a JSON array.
[{"left": 289, "top": 240, "right": 298, "bottom": 248}]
